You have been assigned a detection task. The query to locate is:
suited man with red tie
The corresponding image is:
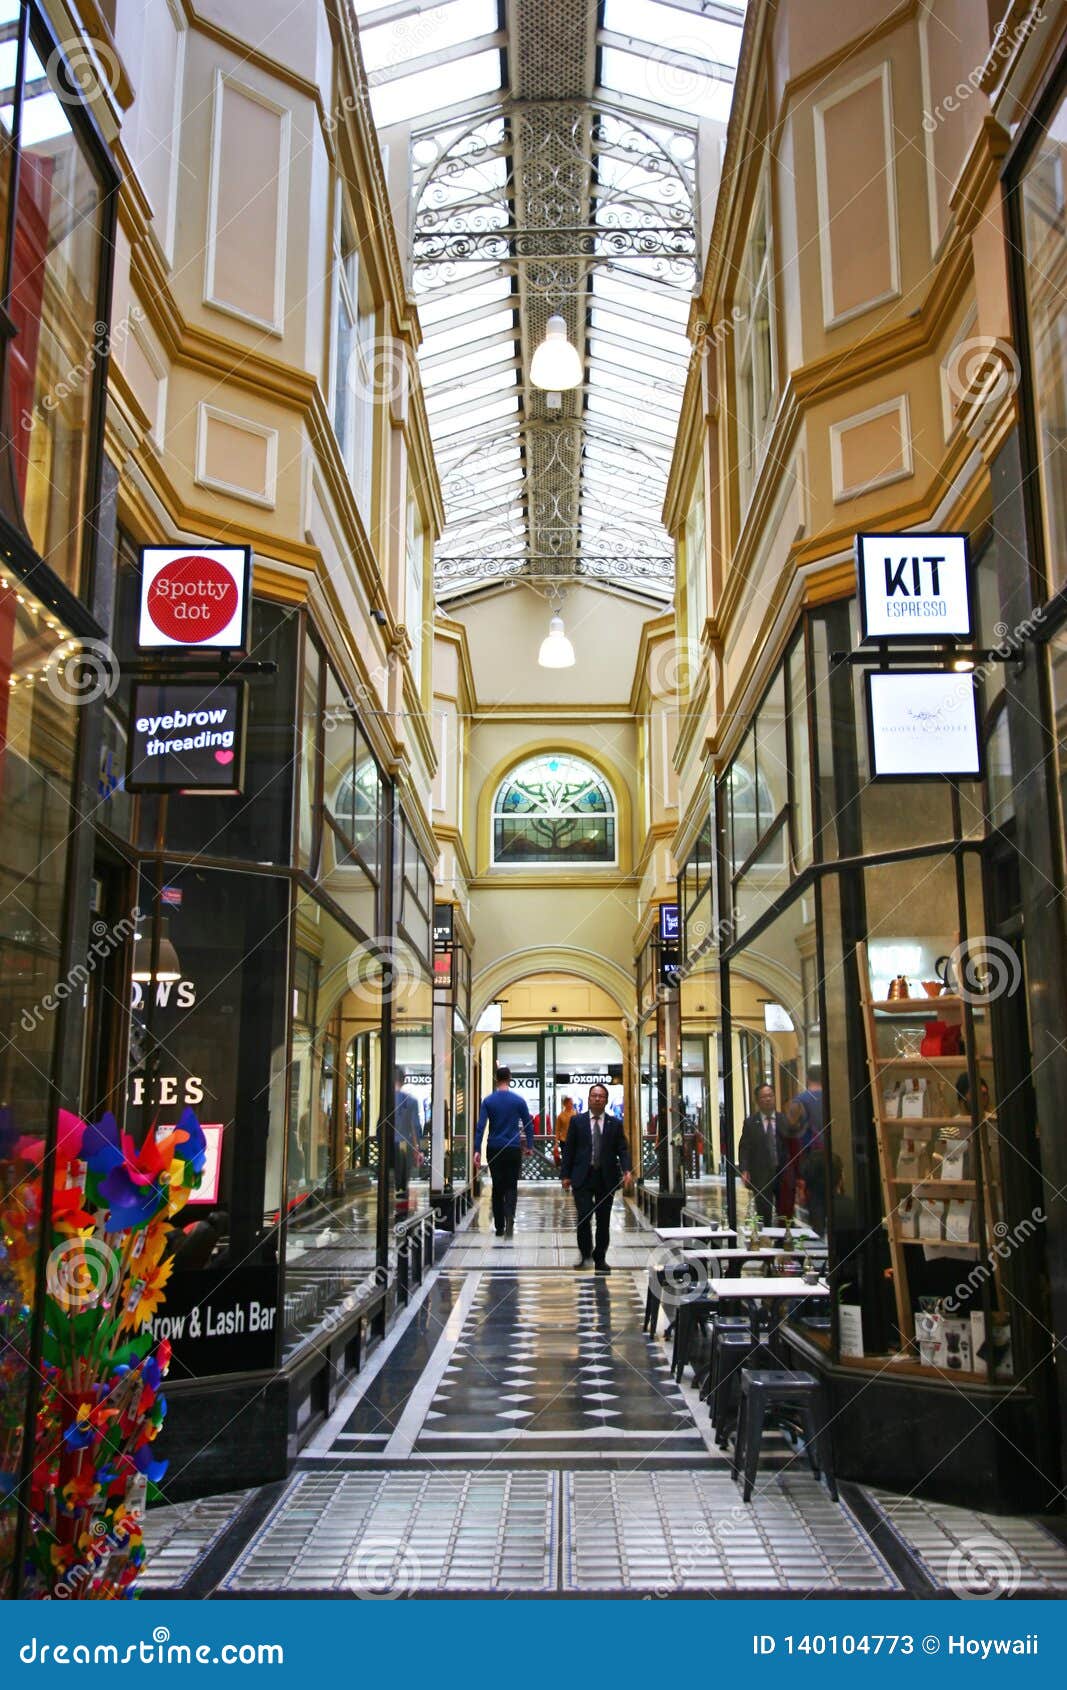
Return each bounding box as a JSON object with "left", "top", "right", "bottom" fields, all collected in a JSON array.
[{"left": 560, "top": 1083, "right": 633, "bottom": 1272}]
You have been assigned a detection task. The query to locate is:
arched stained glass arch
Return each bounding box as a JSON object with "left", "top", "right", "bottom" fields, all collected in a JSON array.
[{"left": 492, "top": 754, "right": 616, "bottom": 866}]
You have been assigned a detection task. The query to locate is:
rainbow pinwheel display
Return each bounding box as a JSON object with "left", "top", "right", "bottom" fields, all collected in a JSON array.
[{"left": 1, "top": 1106, "right": 204, "bottom": 1599}]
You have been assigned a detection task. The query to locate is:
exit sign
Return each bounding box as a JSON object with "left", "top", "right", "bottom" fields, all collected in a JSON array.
[{"left": 857, "top": 532, "right": 972, "bottom": 643}]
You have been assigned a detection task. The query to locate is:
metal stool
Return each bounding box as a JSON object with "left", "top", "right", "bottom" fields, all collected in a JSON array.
[
  {"left": 731, "top": 1368, "right": 837, "bottom": 1502},
  {"left": 698, "top": 1314, "right": 752, "bottom": 1400},
  {"left": 708, "top": 1331, "right": 774, "bottom": 1447}
]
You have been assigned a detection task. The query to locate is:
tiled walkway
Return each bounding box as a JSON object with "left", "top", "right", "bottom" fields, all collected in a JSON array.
[{"left": 142, "top": 1190, "right": 1067, "bottom": 1598}]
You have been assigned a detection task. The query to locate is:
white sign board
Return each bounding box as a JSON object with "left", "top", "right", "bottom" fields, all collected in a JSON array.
[
  {"left": 865, "top": 670, "right": 981, "bottom": 779},
  {"left": 857, "top": 532, "right": 972, "bottom": 642},
  {"left": 138, "top": 545, "right": 251, "bottom": 651}
]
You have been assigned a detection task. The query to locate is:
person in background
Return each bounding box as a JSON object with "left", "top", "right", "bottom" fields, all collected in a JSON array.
[
  {"left": 554, "top": 1095, "right": 575, "bottom": 1167},
  {"left": 393, "top": 1066, "right": 422, "bottom": 1213},
  {"left": 782, "top": 1066, "right": 824, "bottom": 1216},
  {"left": 561, "top": 1083, "right": 633, "bottom": 1272},
  {"left": 738, "top": 1082, "right": 786, "bottom": 1223},
  {"left": 477, "top": 1065, "right": 534, "bottom": 1238}
]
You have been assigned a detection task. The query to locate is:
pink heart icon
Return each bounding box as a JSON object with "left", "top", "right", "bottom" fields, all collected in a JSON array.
[{"left": 215, "top": 749, "right": 234, "bottom": 765}]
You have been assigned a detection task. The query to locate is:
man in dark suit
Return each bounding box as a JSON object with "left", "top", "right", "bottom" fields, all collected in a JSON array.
[
  {"left": 738, "top": 1082, "right": 786, "bottom": 1224},
  {"left": 561, "top": 1083, "right": 633, "bottom": 1272}
]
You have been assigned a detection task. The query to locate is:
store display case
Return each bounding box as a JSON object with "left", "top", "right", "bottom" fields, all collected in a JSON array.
[{"left": 855, "top": 942, "right": 1010, "bottom": 1385}]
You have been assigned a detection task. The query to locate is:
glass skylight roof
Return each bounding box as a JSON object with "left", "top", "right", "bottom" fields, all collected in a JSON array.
[{"left": 358, "top": 0, "right": 747, "bottom": 600}]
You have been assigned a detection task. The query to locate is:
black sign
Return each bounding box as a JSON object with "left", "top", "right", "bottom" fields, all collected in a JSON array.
[
  {"left": 127, "top": 681, "right": 247, "bottom": 794},
  {"left": 659, "top": 903, "right": 680, "bottom": 943},
  {"left": 148, "top": 1265, "right": 278, "bottom": 1377},
  {"left": 433, "top": 904, "right": 454, "bottom": 949}
]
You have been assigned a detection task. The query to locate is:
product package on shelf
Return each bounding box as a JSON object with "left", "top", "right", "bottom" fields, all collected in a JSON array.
[
  {"left": 917, "top": 1199, "right": 945, "bottom": 1241},
  {"left": 932, "top": 1317, "right": 973, "bottom": 1372},
  {"left": 896, "top": 1134, "right": 927, "bottom": 1181},
  {"left": 939, "top": 1130, "right": 972, "bottom": 1181},
  {"left": 945, "top": 1198, "right": 974, "bottom": 1243},
  {"left": 900, "top": 1081, "right": 928, "bottom": 1121},
  {"left": 897, "top": 1193, "right": 919, "bottom": 1238},
  {"left": 971, "top": 1311, "right": 1014, "bottom": 1378}
]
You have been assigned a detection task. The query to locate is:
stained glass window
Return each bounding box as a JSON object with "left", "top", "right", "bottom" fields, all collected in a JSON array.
[{"left": 492, "top": 754, "right": 616, "bottom": 865}]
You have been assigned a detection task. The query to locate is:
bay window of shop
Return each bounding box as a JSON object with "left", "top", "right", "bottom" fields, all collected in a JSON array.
[
  {"left": 677, "top": 813, "right": 725, "bottom": 1198},
  {"left": 0, "top": 5, "right": 118, "bottom": 1595},
  {"left": 714, "top": 602, "right": 1054, "bottom": 1501}
]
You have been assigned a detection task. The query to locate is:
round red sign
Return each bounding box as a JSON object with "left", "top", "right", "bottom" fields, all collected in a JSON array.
[{"left": 146, "top": 554, "right": 240, "bottom": 644}]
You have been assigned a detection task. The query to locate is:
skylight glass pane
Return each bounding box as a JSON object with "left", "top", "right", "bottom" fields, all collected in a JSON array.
[
  {"left": 603, "top": 0, "right": 743, "bottom": 70},
  {"left": 591, "top": 269, "right": 690, "bottom": 317},
  {"left": 600, "top": 45, "right": 734, "bottom": 122},
  {"left": 360, "top": 0, "right": 499, "bottom": 74},
  {"left": 586, "top": 393, "right": 676, "bottom": 436},
  {"left": 370, "top": 47, "right": 502, "bottom": 127},
  {"left": 589, "top": 305, "right": 689, "bottom": 356},
  {"left": 588, "top": 336, "right": 685, "bottom": 383},
  {"left": 432, "top": 394, "right": 519, "bottom": 437},
  {"left": 417, "top": 275, "right": 513, "bottom": 322},
  {"left": 425, "top": 367, "right": 518, "bottom": 412},
  {"left": 421, "top": 307, "right": 515, "bottom": 356},
  {"left": 421, "top": 339, "right": 516, "bottom": 385}
]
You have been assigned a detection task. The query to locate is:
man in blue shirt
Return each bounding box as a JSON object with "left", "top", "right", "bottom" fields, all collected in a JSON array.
[{"left": 477, "top": 1066, "right": 534, "bottom": 1238}]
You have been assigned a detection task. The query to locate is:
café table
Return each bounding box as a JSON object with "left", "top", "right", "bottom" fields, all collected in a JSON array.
[
  {"left": 665, "top": 1259, "right": 828, "bottom": 1378},
  {"left": 654, "top": 1225, "right": 736, "bottom": 1241}
]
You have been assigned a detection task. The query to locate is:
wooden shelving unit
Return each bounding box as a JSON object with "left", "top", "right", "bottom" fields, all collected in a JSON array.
[{"left": 856, "top": 944, "right": 1003, "bottom": 1361}]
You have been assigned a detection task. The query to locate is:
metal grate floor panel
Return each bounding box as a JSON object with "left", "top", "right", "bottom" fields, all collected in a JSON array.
[
  {"left": 866, "top": 1490, "right": 1067, "bottom": 1597},
  {"left": 223, "top": 1471, "right": 559, "bottom": 1594},
  {"left": 564, "top": 1472, "right": 900, "bottom": 1592},
  {"left": 140, "top": 1491, "right": 251, "bottom": 1590}
]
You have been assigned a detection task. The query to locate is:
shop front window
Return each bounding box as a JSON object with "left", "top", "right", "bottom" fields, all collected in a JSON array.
[
  {"left": 320, "top": 663, "right": 383, "bottom": 939},
  {"left": 1017, "top": 85, "right": 1067, "bottom": 597},
  {"left": 126, "top": 865, "right": 290, "bottom": 1379},
  {"left": 0, "top": 574, "right": 81, "bottom": 1592},
  {"left": 3, "top": 14, "right": 112, "bottom": 597},
  {"left": 286, "top": 891, "right": 387, "bottom": 1358}
]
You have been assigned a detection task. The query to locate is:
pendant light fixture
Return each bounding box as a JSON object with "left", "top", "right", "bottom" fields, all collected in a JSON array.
[
  {"left": 529, "top": 314, "right": 583, "bottom": 391},
  {"left": 538, "top": 594, "right": 575, "bottom": 669},
  {"left": 131, "top": 916, "right": 182, "bottom": 983}
]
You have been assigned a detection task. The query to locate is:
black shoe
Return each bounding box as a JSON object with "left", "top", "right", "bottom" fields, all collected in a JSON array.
[
  {"left": 575, "top": 1256, "right": 593, "bottom": 1269},
  {"left": 495, "top": 1229, "right": 505, "bottom": 1237},
  {"left": 594, "top": 1261, "right": 611, "bottom": 1274},
  {"left": 505, "top": 1218, "right": 514, "bottom": 1237}
]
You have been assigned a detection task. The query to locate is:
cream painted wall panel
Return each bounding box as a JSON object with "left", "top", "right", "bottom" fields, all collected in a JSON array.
[
  {"left": 195, "top": 404, "right": 278, "bottom": 507},
  {"left": 452, "top": 583, "right": 649, "bottom": 706},
  {"left": 773, "top": 0, "right": 907, "bottom": 87},
  {"left": 918, "top": 0, "right": 991, "bottom": 252},
  {"left": 301, "top": 457, "right": 391, "bottom": 712},
  {"left": 469, "top": 885, "right": 638, "bottom": 1000},
  {"left": 204, "top": 73, "right": 290, "bottom": 332},
  {"left": 114, "top": 0, "right": 185, "bottom": 258},
  {"left": 722, "top": 456, "right": 805, "bottom": 707},
  {"left": 192, "top": 0, "right": 322, "bottom": 83},
  {"left": 120, "top": 312, "right": 167, "bottom": 443},
  {"left": 830, "top": 396, "right": 912, "bottom": 501},
  {"left": 813, "top": 64, "right": 900, "bottom": 327}
]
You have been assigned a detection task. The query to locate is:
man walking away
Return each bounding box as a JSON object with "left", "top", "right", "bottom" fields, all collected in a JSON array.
[
  {"left": 561, "top": 1083, "right": 633, "bottom": 1272},
  {"left": 476, "top": 1066, "right": 533, "bottom": 1238},
  {"left": 738, "top": 1082, "right": 785, "bottom": 1224}
]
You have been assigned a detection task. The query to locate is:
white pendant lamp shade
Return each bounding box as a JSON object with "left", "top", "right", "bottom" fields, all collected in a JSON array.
[
  {"left": 529, "top": 314, "right": 583, "bottom": 391},
  {"left": 131, "top": 917, "right": 182, "bottom": 982},
  {"left": 538, "top": 612, "right": 575, "bottom": 669}
]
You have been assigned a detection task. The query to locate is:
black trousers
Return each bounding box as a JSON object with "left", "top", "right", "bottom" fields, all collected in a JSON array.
[
  {"left": 573, "top": 1172, "right": 615, "bottom": 1262},
  {"left": 488, "top": 1145, "right": 523, "bottom": 1233}
]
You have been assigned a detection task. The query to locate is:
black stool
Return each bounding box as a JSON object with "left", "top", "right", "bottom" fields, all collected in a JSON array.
[
  {"left": 708, "top": 1332, "right": 774, "bottom": 1447},
  {"left": 698, "top": 1315, "right": 752, "bottom": 1400},
  {"left": 731, "top": 1368, "right": 837, "bottom": 1502}
]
